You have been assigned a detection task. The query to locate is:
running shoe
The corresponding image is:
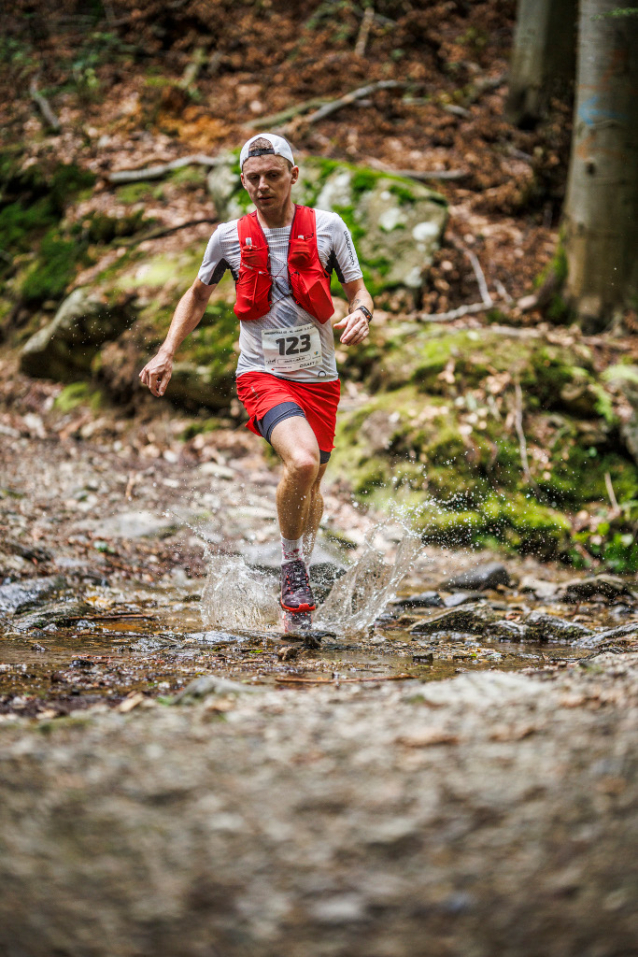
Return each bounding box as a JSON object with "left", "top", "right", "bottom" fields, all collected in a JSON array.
[{"left": 280, "top": 559, "right": 316, "bottom": 613}]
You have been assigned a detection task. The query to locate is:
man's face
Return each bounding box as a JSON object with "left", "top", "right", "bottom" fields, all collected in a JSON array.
[{"left": 241, "top": 154, "right": 299, "bottom": 213}]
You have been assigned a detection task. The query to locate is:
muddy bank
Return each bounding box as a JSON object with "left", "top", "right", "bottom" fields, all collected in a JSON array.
[{"left": 1, "top": 653, "right": 637, "bottom": 957}]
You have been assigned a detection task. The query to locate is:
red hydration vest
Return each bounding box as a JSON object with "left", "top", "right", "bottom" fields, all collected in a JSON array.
[{"left": 234, "top": 205, "right": 334, "bottom": 324}]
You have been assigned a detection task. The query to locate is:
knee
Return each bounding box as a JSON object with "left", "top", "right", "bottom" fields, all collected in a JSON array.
[{"left": 287, "top": 449, "right": 320, "bottom": 483}]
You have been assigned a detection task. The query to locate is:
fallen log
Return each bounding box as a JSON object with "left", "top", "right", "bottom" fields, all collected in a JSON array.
[
  {"left": 119, "top": 217, "right": 218, "bottom": 248},
  {"left": 108, "top": 154, "right": 227, "bottom": 185}
]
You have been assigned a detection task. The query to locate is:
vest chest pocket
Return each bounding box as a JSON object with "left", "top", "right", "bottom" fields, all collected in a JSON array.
[{"left": 235, "top": 253, "right": 272, "bottom": 322}]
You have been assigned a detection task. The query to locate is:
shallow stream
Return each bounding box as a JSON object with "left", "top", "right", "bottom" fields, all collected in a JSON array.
[{"left": 3, "top": 533, "right": 632, "bottom": 716}]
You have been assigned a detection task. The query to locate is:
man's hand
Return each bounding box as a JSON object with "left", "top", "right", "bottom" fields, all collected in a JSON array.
[
  {"left": 139, "top": 349, "right": 174, "bottom": 398},
  {"left": 333, "top": 308, "right": 370, "bottom": 345}
]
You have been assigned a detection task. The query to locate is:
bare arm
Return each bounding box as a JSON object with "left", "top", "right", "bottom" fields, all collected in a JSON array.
[
  {"left": 139, "top": 278, "right": 216, "bottom": 398},
  {"left": 333, "top": 278, "right": 374, "bottom": 345}
]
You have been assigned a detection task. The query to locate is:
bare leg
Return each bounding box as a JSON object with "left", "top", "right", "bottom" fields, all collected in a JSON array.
[
  {"left": 270, "top": 416, "right": 322, "bottom": 541},
  {"left": 303, "top": 465, "right": 328, "bottom": 564}
]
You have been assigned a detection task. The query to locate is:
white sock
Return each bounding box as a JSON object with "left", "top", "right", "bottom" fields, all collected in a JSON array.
[{"left": 281, "top": 535, "right": 304, "bottom": 564}]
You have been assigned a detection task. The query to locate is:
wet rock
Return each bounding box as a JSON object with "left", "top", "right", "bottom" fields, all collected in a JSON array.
[
  {"left": 485, "top": 619, "right": 528, "bottom": 642},
  {"left": 576, "top": 622, "right": 638, "bottom": 649},
  {"left": 442, "top": 591, "right": 486, "bottom": 608},
  {"left": 128, "top": 636, "right": 183, "bottom": 651},
  {"left": 562, "top": 575, "right": 636, "bottom": 604},
  {"left": 12, "top": 599, "right": 95, "bottom": 631},
  {"left": 389, "top": 591, "right": 444, "bottom": 610},
  {"left": 523, "top": 611, "right": 592, "bottom": 643},
  {"left": 20, "top": 288, "right": 134, "bottom": 381},
  {"left": 181, "top": 631, "right": 242, "bottom": 645},
  {"left": 519, "top": 576, "right": 560, "bottom": 601},
  {"left": 439, "top": 562, "right": 511, "bottom": 592},
  {"left": 0, "top": 576, "right": 66, "bottom": 616},
  {"left": 410, "top": 604, "right": 499, "bottom": 637},
  {"left": 174, "top": 674, "right": 264, "bottom": 703}
]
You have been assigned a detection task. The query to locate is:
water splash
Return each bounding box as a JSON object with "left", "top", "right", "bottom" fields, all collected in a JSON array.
[
  {"left": 200, "top": 553, "right": 280, "bottom": 631},
  {"left": 315, "top": 528, "right": 423, "bottom": 634}
]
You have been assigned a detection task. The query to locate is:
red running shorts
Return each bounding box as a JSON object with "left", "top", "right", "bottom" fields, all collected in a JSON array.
[{"left": 236, "top": 371, "right": 341, "bottom": 454}]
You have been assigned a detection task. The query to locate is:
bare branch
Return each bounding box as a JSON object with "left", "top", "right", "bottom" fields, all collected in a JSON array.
[
  {"left": 494, "top": 279, "right": 514, "bottom": 304},
  {"left": 354, "top": 6, "right": 375, "bottom": 57},
  {"left": 420, "top": 301, "right": 491, "bottom": 323},
  {"left": 302, "top": 80, "right": 407, "bottom": 125},
  {"left": 605, "top": 471, "right": 620, "bottom": 513},
  {"left": 178, "top": 47, "right": 208, "bottom": 92},
  {"left": 29, "top": 73, "right": 61, "bottom": 133},
  {"left": 465, "top": 248, "right": 493, "bottom": 307},
  {"left": 247, "top": 96, "right": 330, "bottom": 131},
  {"left": 392, "top": 168, "right": 469, "bottom": 182},
  {"left": 450, "top": 236, "right": 493, "bottom": 307}
]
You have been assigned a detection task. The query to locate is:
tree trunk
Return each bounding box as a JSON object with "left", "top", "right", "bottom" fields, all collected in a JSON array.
[
  {"left": 506, "top": 0, "right": 577, "bottom": 127},
  {"left": 563, "top": 0, "right": 638, "bottom": 332}
]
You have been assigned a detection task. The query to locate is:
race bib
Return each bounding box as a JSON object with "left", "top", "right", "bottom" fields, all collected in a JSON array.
[{"left": 261, "top": 322, "right": 322, "bottom": 373}]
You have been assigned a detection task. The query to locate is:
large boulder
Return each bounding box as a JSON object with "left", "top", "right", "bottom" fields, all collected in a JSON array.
[
  {"left": 20, "top": 288, "right": 134, "bottom": 381},
  {"left": 207, "top": 154, "right": 448, "bottom": 300},
  {"left": 604, "top": 365, "right": 638, "bottom": 467}
]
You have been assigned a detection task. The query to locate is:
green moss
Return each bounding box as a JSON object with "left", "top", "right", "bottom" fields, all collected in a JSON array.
[
  {"left": 181, "top": 418, "right": 225, "bottom": 440},
  {"left": 546, "top": 293, "right": 573, "bottom": 324},
  {"left": 388, "top": 183, "right": 417, "bottom": 205},
  {"left": 54, "top": 382, "right": 104, "bottom": 412},
  {"left": 49, "top": 164, "right": 96, "bottom": 216},
  {"left": 351, "top": 169, "right": 379, "bottom": 197},
  {"left": 0, "top": 197, "right": 56, "bottom": 254},
  {"left": 86, "top": 209, "right": 150, "bottom": 244},
  {"left": 21, "top": 230, "right": 83, "bottom": 304},
  {"left": 116, "top": 182, "right": 158, "bottom": 204},
  {"left": 168, "top": 166, "right": 206, "bottom": 187},
  {"left": 538, "top": 242, "right": 568, "bottom": 288}
]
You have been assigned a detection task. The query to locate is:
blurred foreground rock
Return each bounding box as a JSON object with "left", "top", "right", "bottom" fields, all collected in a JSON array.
[{"left": 1, "top": 656, "right": 638, "bottom": 956}]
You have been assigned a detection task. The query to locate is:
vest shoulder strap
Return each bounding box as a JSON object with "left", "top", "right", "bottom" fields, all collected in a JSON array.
[
  {"left": 292, "top": 205, "right": 316, "bottom": 239},
  {"left": 237, "top": 210, "right": 263, "bottom": 245}
]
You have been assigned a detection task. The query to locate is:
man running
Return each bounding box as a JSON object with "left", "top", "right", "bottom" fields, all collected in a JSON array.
[{"left": 140, "top": 133, "right": 373, "bottom": 618}]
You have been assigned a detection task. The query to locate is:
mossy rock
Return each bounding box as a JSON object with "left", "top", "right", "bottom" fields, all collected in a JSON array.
[
  {"left": 20, "top": 288, "right": 136, "bottom": 381},
  {"left": 206, "top": 153, "right": 448, "bottom": 301},
  {"left": 331, "top": 323, "right": 638, "bottom": 567}
]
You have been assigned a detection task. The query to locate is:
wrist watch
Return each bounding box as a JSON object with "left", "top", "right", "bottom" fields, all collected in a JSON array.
[{"left": 357, "top": 304, "right": 373, "bottom": 323}]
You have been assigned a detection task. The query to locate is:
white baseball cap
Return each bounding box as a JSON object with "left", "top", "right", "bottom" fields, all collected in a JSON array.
[{"left": 240, "top": 133, "right": 295, "bottom": 171}]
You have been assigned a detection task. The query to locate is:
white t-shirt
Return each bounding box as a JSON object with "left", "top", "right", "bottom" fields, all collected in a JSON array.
[{"left": 197, "top": 209, "right": 363, "bottom": 383}]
